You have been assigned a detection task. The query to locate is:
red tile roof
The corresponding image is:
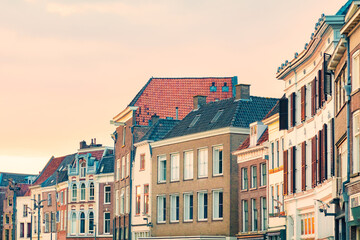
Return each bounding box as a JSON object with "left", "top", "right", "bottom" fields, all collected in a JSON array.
[
  {"left": 33, "top": 156, "right": 67, "bottom": 185},
  {"left": 129, "top": 77, "right": 237, "bottom": 125},
  {"left": 236, "top": 129, "right": 268, "bottom": 151},
  {"left": 17, "top": 184, "right": 30, "bottom": 196},
  {"left": 78, "top": 150, "right": 104, "bottom": 160}
]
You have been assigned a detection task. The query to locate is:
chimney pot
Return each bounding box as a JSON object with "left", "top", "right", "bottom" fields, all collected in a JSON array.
[
  {"left": 80, "top": 140, "right": 87, "bottom": 149},
  {"left": 193, "top": 95, "right": 207, "bottom": 110},
  {"left": 235, "top": 84, "right": 251, "bottom": 100},
  {"left": 94, "top": 138, "right": 96, "bottom": 145}
]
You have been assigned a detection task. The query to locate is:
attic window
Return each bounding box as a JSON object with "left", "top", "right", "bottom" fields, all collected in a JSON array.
[
  {"left": 211, "top": 110, "right": 224, "bottom": 123},
  {"left": 222, "top": 82, "right": 229, "bottom": 92},
  {"left": 189, "top": 115, "right": 201, "bottom": 127},
  {"left": 210, "top": 82, "right": 217, "bottom": 92},
  {"left": 100, "top": 165, "right": 104, "bottom": 173}
]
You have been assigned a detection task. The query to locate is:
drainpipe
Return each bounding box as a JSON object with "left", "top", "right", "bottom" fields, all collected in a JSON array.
[{"left": 343, "top": 35, "right": 352, "bottom": 240}]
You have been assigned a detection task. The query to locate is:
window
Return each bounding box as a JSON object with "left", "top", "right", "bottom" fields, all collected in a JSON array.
[
  {"left": 72, "top": 184, "right": 77, "bottom": 202},
  {"left": 60, "top": 191, "right": 64, "bottom": 205},
  {"left": 211, "top": 110, "right": 224, "bottom": 123},
  {"left": 136, "top": 186, "right": 141, "bottom": 215},
  {"left": 104, "top": 186, "right": 111, "bottom": 204},
  {"left": 213, "top": 190, "right": 223, "bottom": 220},
  {"left": 213, "top": 146, "right": 223, "bottom": 175},
  {"left": 198, "top": 148, "right": 208, "bottom": 178},
  {"left": 144, "top": 185, "right": 149, "bottom": 214},
  {"left": 34, "top": 216, "right": 36, "bottom": 233},
  {"left": 120, "top": 188, "right": 125, "bottom": 214},
  {"left": 121, "top": 156, "right": 125, "bottom": 179},
  {"left": 241, "top": 168, "right": 248, "bottom": 190},
  {"left": 276, "top": 140, "right": 280, "bottom": 167},
  {"left": 158, "top": 155, "right": 166, "bottom": 183},
  {"left": 116, "top": 190, "right": 119, "bottom": 216},
  {"left": 89, "top": 182, "right": 94, "bottom": 201},
  {"left": 122, "top": 127, "right": 126, "bottom": 146},
  {"left": 183, "top": 193, "right": 193, "bottom": 221},
  {"left": 157, "top": 196, "right": 166, "bottom": 223},
  {"left": 353, "top": 111, "right": 360, "bottom": 173},
  {"left": 251, "top": 166, "right": 257, "bottom": 188},
  {"left": 353, "top": 50, "right": 360, "bottom": 91},
  {"left": 60, "top": 211, "right": 63, "bottom": 230},
  {"left": 80, "top": 212, "right": 85, "bottom": 234},
  {"left": 251, "top": 199, "right": 258, "bottom": 231},
  {"left": 116, "top": 159, "right": 120, "bottom": 181},
  {"left": 89, "top": 212, "right": 94, "bottom": 234},
  {"left": 47, "top": 193, "right": 52, "bottom": 206},
  {"left": 23, "top": 205, "right": 28, "bottom": 217},
  {"left": 189, "top": 115, "right": 201, "bottom": 127},
  {"left": 271, "top": 186, "right": 274, "bottom": 214},
  {"left": 198, "top": 192, "right": 208, "bottom": 220},
  {"left": 126, "top": 154, "right": 130, "bottom": 177},
  {"left": 242, "top": 200, "right": 248, "bottom": 232},
  {"left": 80, "top": 183, "right": 86, "bottom": 201},
  {"left": 170, "top": 153, "right": 180, "bottom": 182},
  {"left": 260, "top": 163, "right": 266, "bottom": 186},
  {"left": 300, "top": 213, "right": 315, "bottom": 236},
  {"left": 80, "top": 162, "right": 86, "bottom": 178},
  {"left": 126, "top": 186, "right": 130, "bottom": 213},
  {"left": 51, "top": 212, "right": 55, "bottom": 232},
  {"left": 27, "top": 223, "right": 31, "bottom": 238},
  {"left": 184, "top": 151, "right": 193, "bottom": 180},
  {"left": 45, "top": 213, "right": 50, "bottom": 233},
  {"left": 140, "top": 154, "right": 145, "bottom": 170},
  {"left": 20, "top": 223, "right": 24, "bottom": 238},
  {"left": 104, "top": 213, "right": 111, "bottom": 234},
  {"left": 261, "top": 197, "right": 267, "bottom": 231},
  {"left": 271, "top": 142, "right": 274, "bottom": 169},
  {"left": 170, "top": 195, "right": 179, "bottom": 222}
]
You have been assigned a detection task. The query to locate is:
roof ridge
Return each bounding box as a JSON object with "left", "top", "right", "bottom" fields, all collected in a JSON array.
[
  {"left": 128, "top": 77, "right": 154, "bottom": 106},
  {"left": 148, "top": 77, "right": 233, "bottom": 80}
]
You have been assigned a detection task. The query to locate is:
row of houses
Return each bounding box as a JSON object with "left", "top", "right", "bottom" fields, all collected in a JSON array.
[{"left": 3, "top": 0, "right": 360, "bottom": 240}]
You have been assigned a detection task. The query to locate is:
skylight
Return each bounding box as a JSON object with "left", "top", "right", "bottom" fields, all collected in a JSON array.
[
  {"left": 211, "top": 110, "right": 224, "bottom": 123},
  {"left": 189, "top": 115, "right": 201, "bottom": 127}
]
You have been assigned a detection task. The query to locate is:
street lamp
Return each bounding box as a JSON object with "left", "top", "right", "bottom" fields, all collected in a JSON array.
[
  {"left": 31, "top": 199, "right": 46, "bottom": 240},
  {"left": 8, "top": 179, "right": 21, "bottom": 240}
]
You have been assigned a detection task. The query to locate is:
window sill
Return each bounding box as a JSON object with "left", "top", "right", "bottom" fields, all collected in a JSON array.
[
  {"left": 212, "top": 218, "right": 223, "bottom": 221},
  {"left": 104, "top": 202, "right": 111, "bottom": 205},
  {"left": 157, "top": 181, "right": 166, "bottom": 184},
  {"left": 249, "top": 187, "right": 257, "bottom": 191},
  {"left": 183, "top": 178, "right": 194, "bottom": 181},
  {"left": 170, "top": 221, "right": 179, "bottom": 224},
  {"left": 139, "top": 169, "right": 145, "bottom": 172},
  {"left": 170, "top": 180, "right": 180, "bottom": 183},
  {"left": 197, "top": 219, "right": 208, "bottom": 222},
  {"left": 157, "top": 221, "right": 166, "bottom": 224},
  {"left": 240, "top": 189, "right": 248, "bottom": 192},
  {"left": 197, "top": 176, "right": 208, "bottom": 179},
  {"left": 212, "top": 174, "right": 223, "bottom": 177},
  {"left": 259, "top": 185, "right": 266, "bottom": 189},
  {"left": 183, "top": 220, "right": 193, "bottom": 223}
]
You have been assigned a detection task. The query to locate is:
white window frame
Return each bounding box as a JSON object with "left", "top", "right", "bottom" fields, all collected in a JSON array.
[
  {"left": 157, "top": 155, "right": 167, "bottom": 183},
  {"left": 121, "top": 156, "right": 125, "bottom": 179},
  {"left": 184, "top": 151, "right": 194, "bottom": 180},
  {"left": 80, "top": 212, "right": 85, "bottom": 234},
  {"left": 260, "top": 163, "right": 266, "bottom": 186},
  {"left": 116, "top": 190, "right": 120, "bottom": 216},
  {"left": 120, "top": 188, "right": 125, "bottom": 214},
  {"left": 157, "top": 195, "right": 166, "bottom": 223},
  {"left": 251, "top": 165, "right": 257, "bottom": 189},
  {"left": 242, "top": 200, "right": 248, "bottom": 232},
  {"left": 116, "top": 159, "right": 120, "bottom": 181},
  {"left": 126, "top": 154, "right": 130, "bottom": 177},
  {"left": 104, "top": 185, "right": 111, "bottom": 204},
  {"left": 170, "top": 194, "right": 179, "bottom": 223},
  {"left": 251, "top": 199, "right": 258, "bottom": 231},
  {"left": 213, "top": 145, "right": 223, "bottom": 176},
  {"left": 352, "top": 50, "right": 360, "bottom": 93},
  {"left": 89, "top": 182, "right": 94, "bottom": 201},
  {"left": 241, "top": 168, "right": 248, "bottom": 190},
  {"left": 80, "top": 162, "right": 86, "bottom": 178},
  {"left": 183, "top": 193, "right": 193, "bottom": 222},
  {"left": 125, "top": 186, "right": 130, "bottom": 214},
  {"left": 80, "top": 183, "right": 86, "bottom": 201},
  {"left": 198, "top": 148, "right": 208, "bottom": 178},
  {"left": 170, "top": 153, "right": 180, "bottom": 182},
  {"left": 47, "top": 193, "right": 52, "bottom": 206},
  {"left": 70, "top": 212, "right": 76, "bottom": 235},
  {"left": 353, "top": 111, "right": 360, "bottom": 173},
  {"left": 212, "top": 189, "right": 223, "bottom": 220},
  {"left": 104, "top": 212, "right": 111, "bottom": 234},
  {"left": 197, "top": 191, "right": 208, "bottom": 221},
  {"left": 71, "top": 184, "right": 77, "bottom": 202},
  {"left": 260, "top": 197, "right": 267, "bottom": 231}
]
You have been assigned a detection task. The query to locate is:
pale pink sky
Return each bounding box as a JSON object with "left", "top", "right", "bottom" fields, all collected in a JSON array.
[{"left": 0, "top": 0, "right": 346, "bottom": 174}]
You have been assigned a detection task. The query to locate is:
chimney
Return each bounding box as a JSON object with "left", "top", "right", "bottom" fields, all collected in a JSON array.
[
  {"left": 175, "top": 107, "right": 178, "bottom": 120},
  {"left": 91, "top": 138, "right": 94, "bottom": 145},
  {"left": 235, "top": 84, "right": 250, "bottom": 100},
  {"left": 80, "top": 140, "right": 87, "bottom": 149},
  {"left": 94, "top": 138, "right": 96, "bottom": 145},
  {"left": 150, "top": 114, "right": 160, "bottom": 126},
  {"left": 193, "top": 95, "right": 207, "bottom": 110}
]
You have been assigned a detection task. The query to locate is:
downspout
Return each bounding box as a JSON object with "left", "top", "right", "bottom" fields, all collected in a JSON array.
[{"left": 343, "top": 35, "right": 352, "bottom": 240}]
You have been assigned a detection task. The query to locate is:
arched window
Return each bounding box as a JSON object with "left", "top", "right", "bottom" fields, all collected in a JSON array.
[
  {"left": 72, "top": 184, "right": 77, "bottom": 202},
  {"left": 80, "top": 162, "right": 86, "bottom": 178},
  {"left": 80, "top": 212, "right": 85, "bottom": 234},
  {"left": 80, "top": 183, "right": 86, "bottom": 201},
  {"left": 89, "top": 182, "right": 94, "bottom": 201},
  {"left": 89, "top": 212, "right": 94, "bottom": 234},
  {"left": 71, "top": 212, "right": 76, "bottom": 235}
]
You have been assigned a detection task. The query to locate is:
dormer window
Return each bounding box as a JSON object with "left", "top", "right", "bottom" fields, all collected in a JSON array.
[
  {"left": 80, "top": 162, "right": 86, "bottom": 178},
  {"left": 211, "top": 110, "right": 224, "bottom": 123},
  {"left": 250, "top": 126, "right": 258, "bottom": 147},
  {"left": 189, "top": 115, "right": 201, "bottom": 127},
  {"left": 210, "top": 82, "right": 217, "bottom": 92},
  {"left": 222, "top": 82, "right": 229, "bottom": 92}
]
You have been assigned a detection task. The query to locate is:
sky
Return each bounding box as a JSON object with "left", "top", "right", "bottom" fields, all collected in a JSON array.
[{"left": 0, "top": 0, "right": 348, "bottom": 174}]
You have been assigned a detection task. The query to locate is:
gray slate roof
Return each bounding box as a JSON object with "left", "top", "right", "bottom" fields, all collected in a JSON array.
[
  {"left": 140, "top": 119, "right": 180, "bottom": 142},
  {"left": 41, "top": 154, "right": 76, "bottom": 187},
  {"left": 0, "top": 172, "right": 37, "bottom": 187},
  {"left": 164, "top": 96, "right": 278, "bottom": 139},
  {"left": 97, "top": 155, "right": 114, "bottom": 174}
]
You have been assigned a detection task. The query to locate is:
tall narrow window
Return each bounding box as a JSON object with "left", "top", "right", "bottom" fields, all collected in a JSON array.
[
  {"left": 60, "top": 192, "right": 64, "bottom": 205},
  {"left": 23, "top": 205, "right": 28, "bottom": 217},
  {"left": 125, "top": 186, "right": 130, "bottom": 213},
  {"left": 242, "top": 168, "right": 248, "bottom": 190},
  {"left": 80, "top": 212, "right": 85, "bottom": 234},
  {"left": 89, "top": 212, "right": 94, "bottom": 234},
  {"left": 242, "top": 200, "right": 248, "bottom": 232},
  {"left": 89, "top": 182, "right": 94, "bottom": 201},
  {"left": 170, "top": 153, "right": 180, "bottom": 182},
  {"left": 353, "top": 111, "right": 360, "bottom": 173},
  {"left": 104, "top": 186, "right": 111, "bottom": 204},
  {"left": 158, "top": 155, "right": 166, "bottom": 183},
  {"left": 47, "top": 193, "right": 52, "bottom": 206},
  {"left": 121, "top": 156, "right": 125, "bottom": 179},
  {"left": 72, "top": 184, "right": 77, "bottom": 202},
  {"left": 198, "top": 192, "right": 208, "bottom": 220},
  {"left": 122, "top": 127, "right": 126, "bottom": 146},
  {"left": 184, "top": 151, "right": 194, "bottom": 180},
  {"left": 120, "top": 188, "right": 125, "bottom": 214},
  {"left": 27, "top": 223, "right": 31, "bottom": 238},
  {"left": 251, "top": 199, "right": 258, "bottom": 231},
  {"left": 260, "top": 163, "right": 266, "bottom": 186},
  {"left": 20, "top": 223, "right": 24, "bottom": 238},
  {"left": 170, "top": 195, "right": 179, "bottom": 222},
  {"left": 198, "top": 148, "right": 208, "bottom": 178},
  {"left": 157, "top": 196, "right": 166, "bottom": 223},
  {"left": 251, "top": 166, "right": 257, "bottom": 188},
  {"left": 352, "top": 50, "right": 360, "bottom": 91},
  {"left": 213, "top": 146, "right": 223, "bottom": 175},
  {"left": 276, "top": 140, "right": 280, "bottom": 167},
  {"left": 136, "top": 186, "right": 141, "bottom": 215},
  {"left": 261, "top": 197, "right": 267, "bottom": 231},
  {"left": 140, "top": 154, "right": 145, "bottom": 170},
  {"left": 183, "top": 193, "right": 193, "bottom": 221},
  {"left": 104, "top": 213, "right": 110, "bottom": 234},
  {"left": 116, "top": 159, "right": 120, "bottom": 181},
  {"left": 44, "top": 213, "right": 49, "bottom": 233},
  {"left": 116, "top": 190, "right": 119, "bottom": 216},
  {"left": 80, "top": 162, "right": 86, "bottom": 178},
  {"left": 51, "top": 212, "right": 55, "bottom": 232},
  {"left": 271, "top": 142, "right": 274, "bottom": 169},
  {"left": 80, "top": 183, "right": 86, "bottom": 201},
  {"left": 126, "top": 154, "right": 130, "bottom": 177},
  {"left": 144, "top": 185, "right": 149, "bottom": 214},
  {"left": 213, "top": 190, "right": 223, "bottom": 219}
]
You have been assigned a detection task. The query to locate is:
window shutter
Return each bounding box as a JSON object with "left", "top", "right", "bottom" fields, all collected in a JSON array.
[
  {"left": 318, "top": 69, "right": 322, "bottom": 108},
  {"left": 311, "top": 79, "right": 316, "bottom": 116},
  {"left": 311, "top": 136, "right": 317, "bottom": 188},
  {"left": 279, "top": 96, "right": 288, "bottom": 130},
  {"left": 301, "top": 86, "right": 306, "bottom": 122},
  {"left": 283, "top": 150, "right": 288, "bottom": 196},
  {"left": 322, "top": 124, "right": 328, "bottom": 181},
  {"left": 323, "top": 53, "right": 332, "bottom": 98},
  {"left": 290, "top": 92, "right": 296, "bottom": 127},
  {"left": 331, "top": 119, "right": 335, "bottom": 177},
  {"left": 301, "top": 141, "right": 306, "bottom": 191},
  {"left": 317, "top": 130, "right": 322, "bottom": 183},
  {"left": 290, "top": 146, "right": 296, "bottom": 193}
]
